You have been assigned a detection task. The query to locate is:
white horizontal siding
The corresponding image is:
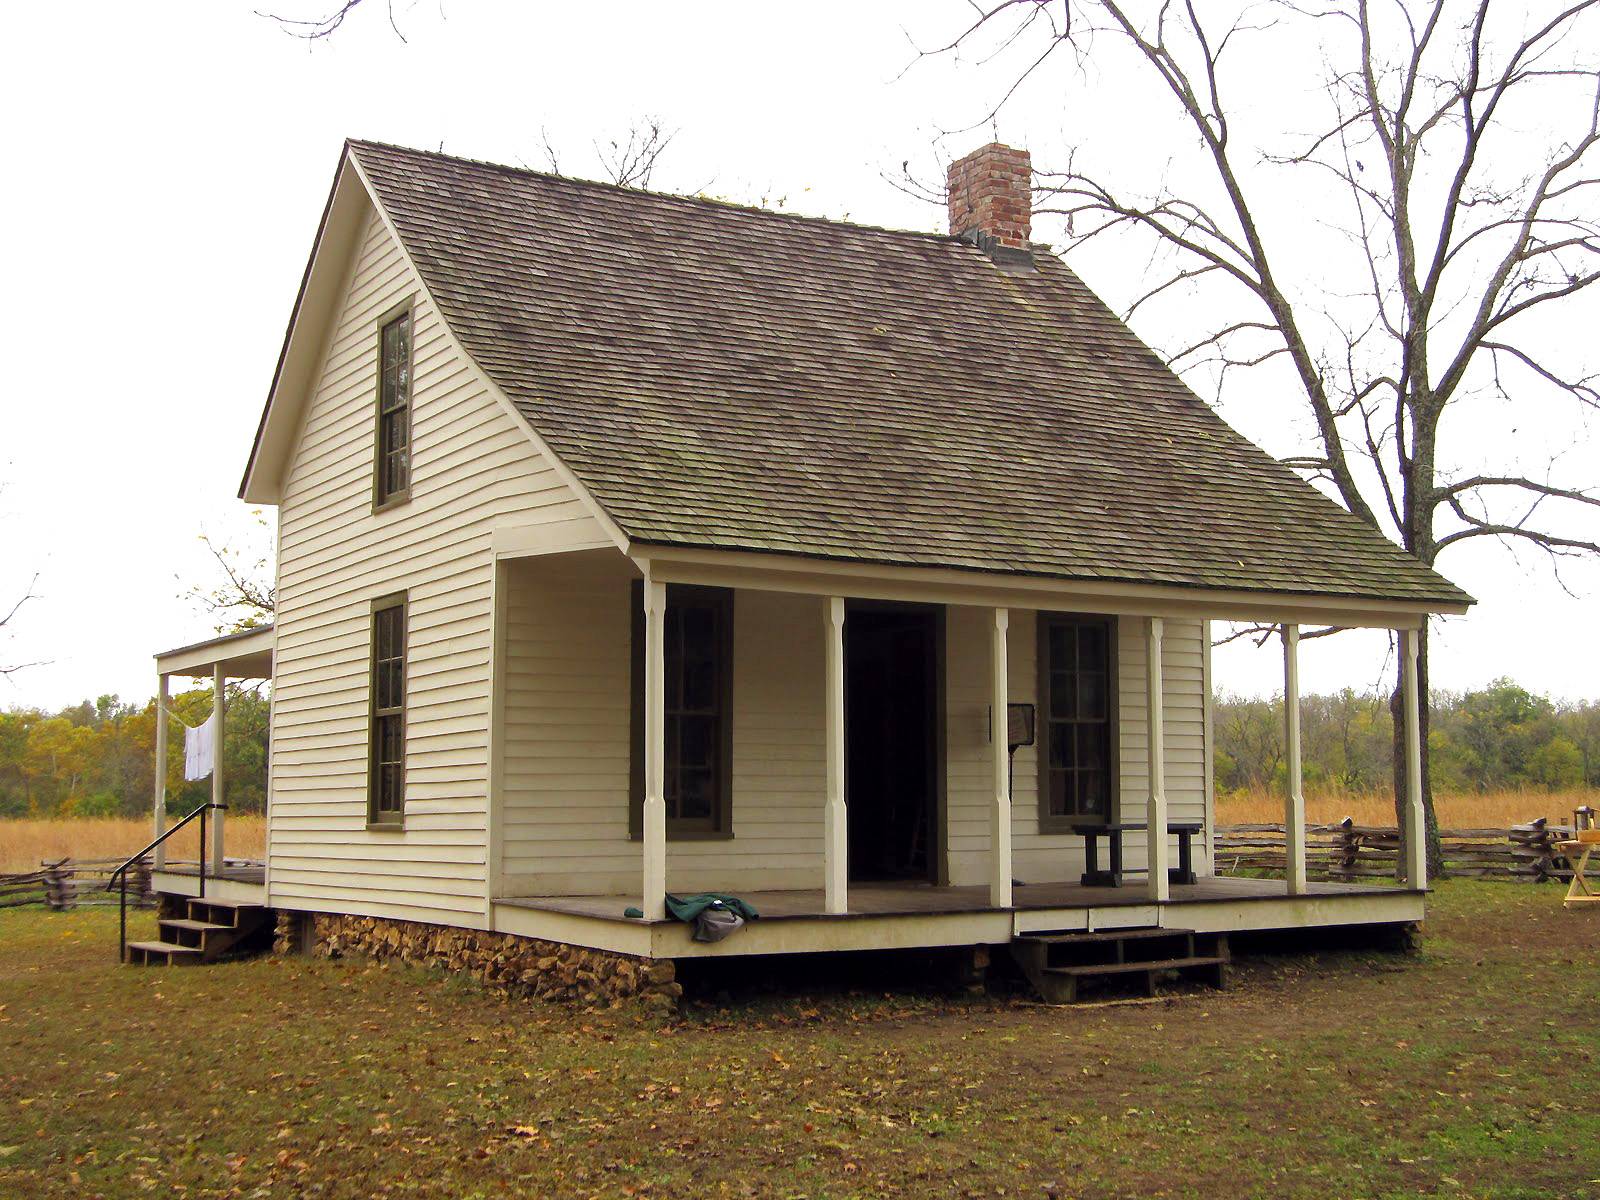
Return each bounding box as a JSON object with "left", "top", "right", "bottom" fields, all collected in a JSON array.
[
  {"left": 269, "top": 202, "right": 590, "bottom": 926},
  {"left": 499, "top": 572, "right": 1211, "bottom": 897},
  {"left": 499, "top": 562, "right": 829, "bottom": 895},
  {"left": 945, "top": 611, "right": 1209, "bottom": 887}
]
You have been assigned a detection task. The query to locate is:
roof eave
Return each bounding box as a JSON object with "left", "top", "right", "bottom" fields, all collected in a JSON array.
[{"left": 627, "top": 540, "right": 1473, "bottom": 628}]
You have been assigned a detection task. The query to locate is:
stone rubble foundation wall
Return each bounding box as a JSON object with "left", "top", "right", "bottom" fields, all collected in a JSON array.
[{"left": 286, "top": 911, "right": 680, "bottom": 1007}]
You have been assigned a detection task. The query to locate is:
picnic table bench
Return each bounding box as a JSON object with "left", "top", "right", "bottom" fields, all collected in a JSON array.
[
  {"left": 1071, "top": 822, "right": 1203, "bottom": 888},
  {"left": 1558, "top": 834, "right": 1598, "bottom": 908}
]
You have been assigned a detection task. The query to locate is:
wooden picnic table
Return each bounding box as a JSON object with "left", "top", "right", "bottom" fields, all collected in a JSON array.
[
  {"left": 1071, "top": 822, "right": 1203, "bottom": 889},
  {"left": 1557, "top": 835, "right": 1598, "bottom": 908}
]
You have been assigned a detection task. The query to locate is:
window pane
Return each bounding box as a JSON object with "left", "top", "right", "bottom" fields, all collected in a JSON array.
[
  {"left": 678, "top": 769, "right": 713, "bottom": 820},
  {"left": 682, "top": 605, "right": 715, "bottom": 653},
  {"left": 1050, "top": 671, "right": 1076, "bottom": 719},
  {"left": 1050, "top": 723, "right": 1074, "bottom": 771},
  {"left": 1080, "top": 769, "right": 1108, "bottom": 815},
  {"left": 1077, "top": 724, "right": 1106, "bottom": 770},
  {"left": 664, "top": 714, "right": 681, "bottom": 775},
  {"left": 664, "top": 640, "right": 683, "bottom": 706},
  {"left": 379, "top": 660, "right": 402, "bottom": 711},
  {"left": 1048, "top": 770, "right": 1069, "bottom": 817},
  {"left": 679, "top": 715, "right": 714, "bottom": 769},
  {"left": 389, "top": 448, "right": 409, "bottom": 495},
  {"left": 381, "top": 716, "right": 403, "bottom": 764},
  {"left": 684, "top": 658, "right": 716, "bottom": 711},
  {"left": 1050, "top": 624, "right": 1072, "bottom": 667},
  {"left": 1078, "top": 623, "right": 1106, "bottom": 666},
  {"left": 1079, "top": 670, "right": 1107, "bottom": 720},
  {"left": 382, "top": 764, "right": 403, "bottom": 812},
  {"left": 663, "top": 773, "right": 680, "bottom": 821}
]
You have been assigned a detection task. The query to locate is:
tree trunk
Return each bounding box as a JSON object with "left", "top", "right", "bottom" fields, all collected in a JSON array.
[{"left": 1391, "top": 618, "right": 1444, "bottom": 879}]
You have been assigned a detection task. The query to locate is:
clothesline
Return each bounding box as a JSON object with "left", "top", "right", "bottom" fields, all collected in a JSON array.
[
  {"left": 162, "top": 703, "right": 220, "bottom": 782},
  {"left": 159, "top": 702, "right": 211, "bottom": 731}
]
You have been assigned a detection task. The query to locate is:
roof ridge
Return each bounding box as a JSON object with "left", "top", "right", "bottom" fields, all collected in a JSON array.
[{"left": 346, "top": 137, "right": 974, "bottom": 247}]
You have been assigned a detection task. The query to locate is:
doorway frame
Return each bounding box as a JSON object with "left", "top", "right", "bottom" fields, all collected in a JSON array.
[{"left": 843, "top": 599, "right": 949, "bottom": 887}]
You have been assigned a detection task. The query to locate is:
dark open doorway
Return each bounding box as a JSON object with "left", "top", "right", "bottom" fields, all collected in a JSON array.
[{"left": 845, "top": 603, "right": 944, "bottom": 883}]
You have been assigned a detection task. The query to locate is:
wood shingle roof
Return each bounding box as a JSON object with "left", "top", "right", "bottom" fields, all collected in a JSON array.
[{"left": 350, "top": 139, "right": 1469, "bottom": 608}]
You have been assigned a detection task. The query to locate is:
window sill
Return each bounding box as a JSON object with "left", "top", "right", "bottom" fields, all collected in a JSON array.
[
  {"left": 367, "top": 820, "right": 405, "bottom": 832},
  {"left": 628, "top": 829, "right": 735, "bottom": 843},
  {"left": 372, "top": 491, "right": 412, "bottom": 516}
]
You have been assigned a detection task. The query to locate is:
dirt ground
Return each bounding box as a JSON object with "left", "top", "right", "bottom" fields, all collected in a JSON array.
[{"left": 2, "top": 880, "right": 1596, "bottom": 1199}]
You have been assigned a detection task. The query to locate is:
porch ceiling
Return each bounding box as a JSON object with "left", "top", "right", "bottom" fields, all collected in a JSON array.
[{"left": 155, "top": 626, "right": 275, "bottom": 679}]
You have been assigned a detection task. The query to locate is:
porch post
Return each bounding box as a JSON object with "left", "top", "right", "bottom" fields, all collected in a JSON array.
[
  {"left": 824, "top": 596, "right": 847, "bottom": 914},
  {"left": 641, "top": 577, "right": 668, "bottom": 921},
  {"left": 1399, "top": 626, "right": 1427, "bottom": 889},
  {"left": 152, "top": 673, "right": 169, "bottom": 870},
  {"left": 1145, "top": 616, "right": 1169, "bottom": 902},
  {"left": 990, "top": 608, "right": 1012, "bottom": 908},
  {"left": 1282, "top": 624, "right": 1308, "bottom": 895},
  {"left": 210, "top": 664, "right": 226, "bottom": 873}
]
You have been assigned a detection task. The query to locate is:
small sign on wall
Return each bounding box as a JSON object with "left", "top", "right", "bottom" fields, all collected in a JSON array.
[{"left": 989, "top": 702, "right": 1036, "bottom": 750}]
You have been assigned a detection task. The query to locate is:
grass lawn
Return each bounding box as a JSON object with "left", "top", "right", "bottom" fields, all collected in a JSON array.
[{"left": 2, "top": 882, "right": 1596, "bottom": 1199}]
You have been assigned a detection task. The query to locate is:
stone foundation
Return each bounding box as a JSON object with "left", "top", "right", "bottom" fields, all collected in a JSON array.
[{"left": 300, "top": 912, "right": 680, "bottom": 1008}]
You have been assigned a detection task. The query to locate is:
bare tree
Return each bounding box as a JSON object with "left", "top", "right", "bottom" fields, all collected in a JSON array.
[
  {"left": 183, "top": 524, "right": 276, "bottom": 634},
  {"left": 0, "top": 482, "right": 42, "bottom": 679},
  {"left": 917, "top": 0, "right": 1600, "bottom": 872},
  {"left": 535, "top": 118, "right": 681, "bottom": 190},
  {"left": 259, "top": 0, "right": 409, "bottom": 42},
  {"left": 592, "top": 119, "right": 678, "bottom": 189},
  {"left": 0, "top": 574, "right": 40, "bottom": 679}
]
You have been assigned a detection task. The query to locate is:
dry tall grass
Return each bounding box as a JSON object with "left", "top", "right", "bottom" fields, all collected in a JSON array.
[
  {"left": 1215, "top": 788, "right": 1599, "bottom": 829},
  {"left": 0, "top": 816, "right": 267, "bottom": 873},
  {"left": 3, "top": 792, "right": 1594, "bottom": 873}
]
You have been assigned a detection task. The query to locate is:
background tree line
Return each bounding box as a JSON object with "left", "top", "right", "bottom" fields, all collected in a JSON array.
[
  {"left": 1216, "top": 678, "right": 1600, "bottom": 799},
  {"left": 0, "top": 687, "right": 268, "bottom": 820},
  {"left": 5, "top": 675, "right": 1595, "bottom": 823}
]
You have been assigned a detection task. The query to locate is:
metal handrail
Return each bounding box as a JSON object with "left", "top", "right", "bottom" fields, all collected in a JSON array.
[{"left": 106, "top": 802, "right": 226, "bottom": 963}]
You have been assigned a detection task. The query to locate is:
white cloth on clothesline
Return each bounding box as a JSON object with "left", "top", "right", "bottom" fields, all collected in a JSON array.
[{"left": 184, "top": 711, "right": 217, "bottom": 781}]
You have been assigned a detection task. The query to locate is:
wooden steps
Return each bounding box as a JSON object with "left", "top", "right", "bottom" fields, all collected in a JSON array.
[
  {"left": 123, "top": 896, "right": 271, "bottom": 966},
  {"left": 124, "top": 940, "right": 203, "bottom": 966},
  {"left": 1010, "top": 926, "right": 1229, "bottom": 1004}
]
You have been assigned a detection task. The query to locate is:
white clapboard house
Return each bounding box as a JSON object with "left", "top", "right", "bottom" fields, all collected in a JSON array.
[{"left": 138, "top": 140, "right": 1470, "bottom": 993}]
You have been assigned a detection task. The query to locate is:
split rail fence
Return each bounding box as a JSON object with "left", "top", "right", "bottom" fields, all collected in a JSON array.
[
  {"left": 0, "top": 858, "right": 155, "bottom": 910},
  {"left": 1216, "top": 818, "right": 1576, "bottom": 882}
]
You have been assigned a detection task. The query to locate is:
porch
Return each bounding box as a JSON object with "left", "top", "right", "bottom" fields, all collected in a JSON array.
[
  {"left": 147, "top": 861, "right": 268, "bottom": 907},
  {"left": 487, "top": 535, "right": 1440, "bottom": 935},
  {"left": 149, "top": 626, "right": 273, "bottom": 891},
  {"left": 491, "top": 875, "right": 1424, "bottom": 959}
]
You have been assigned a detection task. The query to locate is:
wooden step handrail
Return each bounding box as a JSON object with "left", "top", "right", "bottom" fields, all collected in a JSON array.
[{"left": 106, "top": 802, "right": 226, "bottom": 964}]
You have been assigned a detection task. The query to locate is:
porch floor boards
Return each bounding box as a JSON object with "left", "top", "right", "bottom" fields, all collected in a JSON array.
[{"left": 498, "top": 875, "right": 1404, "bottom": 924}]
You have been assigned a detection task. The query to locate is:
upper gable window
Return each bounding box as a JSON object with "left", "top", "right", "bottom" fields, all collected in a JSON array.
[{"left": 374, "top": 310, "right": 412, "bottom": 508}]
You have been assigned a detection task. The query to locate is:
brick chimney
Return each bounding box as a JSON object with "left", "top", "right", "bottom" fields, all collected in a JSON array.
[{"left": 947, "top": 142, "right": 1032, "bottom": 249}]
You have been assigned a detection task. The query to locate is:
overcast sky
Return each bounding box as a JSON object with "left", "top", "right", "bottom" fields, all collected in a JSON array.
[{"left": 2, "top": 0, "right": 1596, "bottom": 710}]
